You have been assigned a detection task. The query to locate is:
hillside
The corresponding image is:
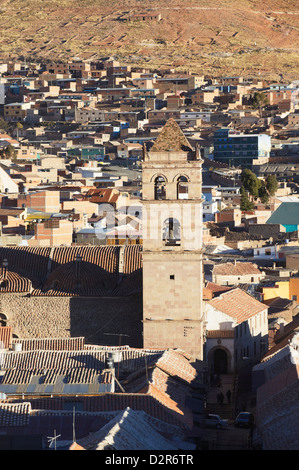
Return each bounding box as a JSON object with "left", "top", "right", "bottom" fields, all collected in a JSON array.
[{"left": 0, "top": 0, "right": 298, "bottom": 79}]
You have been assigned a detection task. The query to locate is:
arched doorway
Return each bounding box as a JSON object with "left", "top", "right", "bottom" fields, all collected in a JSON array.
[{"left": 213, "top": 348, "right": 228, "bottom": 374}]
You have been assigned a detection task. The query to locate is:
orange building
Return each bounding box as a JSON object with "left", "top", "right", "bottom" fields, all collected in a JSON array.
[
  {"left": 17, "top": 190, "right": 60, "bottom": 213},
  {"left": 34, "top": 219, "right": 73, "bottom": 246}
]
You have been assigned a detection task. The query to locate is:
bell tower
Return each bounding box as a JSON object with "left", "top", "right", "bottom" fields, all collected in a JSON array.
[{"left": 142, "top": 119, "right": 204, "bottom": 360}]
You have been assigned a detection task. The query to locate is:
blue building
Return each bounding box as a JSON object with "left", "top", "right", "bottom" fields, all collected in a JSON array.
[
  {"left": 266, "top": 202, "right": 299, "bottom": 233},
  {"left": 213, "top": 128, "right": 271, "bottom": 168}
]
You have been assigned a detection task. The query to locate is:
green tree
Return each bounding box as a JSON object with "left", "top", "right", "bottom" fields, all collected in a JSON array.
[
  {"left": 4, "top": 144, "right": 16, "bottom": 160},
  {"left": 241, "top": 169, "right": 261, "bottom": 199},
  {"left": 0, "top": 118, "right": 11, "bottom": 133},
  {"left": 266, "top": 175, "right": 279, "bottom": 197},
  {"left": 258, "top": 180, "right": 270, "bottom": 204},
  {"left": 251, "top": 91, "right": 268, "bottom": 117},
  {"left": 15, "top": 122, "right": 23, "bottom": 141},
  {"left": 240, "top": 185, "right": 255, "bottom": 211}
]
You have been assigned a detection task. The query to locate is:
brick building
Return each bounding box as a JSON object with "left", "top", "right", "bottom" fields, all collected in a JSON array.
[
  {"left": 34, "top": 218, "right": 73, "bottom": 246},
  {"left": 17, "top": 190, "right": 60, "bottom": 213}
]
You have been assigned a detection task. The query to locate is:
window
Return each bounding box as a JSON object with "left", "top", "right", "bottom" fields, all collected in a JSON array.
[
  {"left": 170, "top": 275, "right": 175, "bottom": 280},
  {"left": 177, "top": 176, "right": 188, "bottom": 200},
  {"left": 154, "top": 176, "right": 166, "bottom": 200},
  {"left": 163, "top": 218, "right": 181, "bottom": 246}
]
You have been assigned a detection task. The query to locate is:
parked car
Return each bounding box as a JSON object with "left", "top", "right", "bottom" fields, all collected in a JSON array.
[
  {"left": 234, "top": 412, "right": 254, "bottom": 428},
  {"left": 205, "top": 414, "right": 229, "bottom": 429}
]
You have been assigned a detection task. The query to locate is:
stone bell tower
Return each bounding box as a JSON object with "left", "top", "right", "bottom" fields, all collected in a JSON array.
[{"left": 142, "top": 119, "right": 204, "bottom": 360}]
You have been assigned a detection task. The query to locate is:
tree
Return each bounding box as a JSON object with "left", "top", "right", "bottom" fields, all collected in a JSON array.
[
  {"left": 251, "top": 91, "right": 268, "bottom": 117},
  {"left": 266, "top": 175, "right": 279, "bottom": 197},
  {"left": 4, "top": 144, "right": 16, "bottom": 160},
  {"left": 0, "top": 118, "right": 11, "bottom": 133},
  {"left": 240, "top": 185, "right": 255, "bottom": 211},
  {"left": 15, "top": 122, "right": 23, "bottom": 141},
  {"left": 241, "top": 169, "right": 261, "bottom": 200},
  {"left": 258, "top": 180, "right": 270, "bottom": 204}
]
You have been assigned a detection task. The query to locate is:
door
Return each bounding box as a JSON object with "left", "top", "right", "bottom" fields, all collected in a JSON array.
[{"left": 214, "top": 348, "right": 228, "bottom": 374}]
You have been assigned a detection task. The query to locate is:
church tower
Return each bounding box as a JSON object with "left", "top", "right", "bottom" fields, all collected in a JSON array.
[{"left": 142, "top": 119, "right": 204, "bottom": 360}]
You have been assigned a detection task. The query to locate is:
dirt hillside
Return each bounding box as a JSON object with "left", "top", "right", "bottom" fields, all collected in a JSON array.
[{"left": 0, "top": 0, "right": 298, "bottom": 79}]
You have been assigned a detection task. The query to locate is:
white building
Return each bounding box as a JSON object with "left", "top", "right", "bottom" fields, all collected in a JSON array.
[
  {"left": 204, "top": 288, "right": 268, "bottom": 373},
  {"left": 202, "top": 200, "right": 219, "bottom": 222}
]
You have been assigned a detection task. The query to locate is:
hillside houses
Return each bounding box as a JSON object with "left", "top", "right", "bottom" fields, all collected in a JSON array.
[{"left": 0, "top": 57, "right": 298, "bottom": 450}]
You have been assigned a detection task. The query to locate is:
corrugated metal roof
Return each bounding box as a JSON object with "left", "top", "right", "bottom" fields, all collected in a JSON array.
[{"left": 267, "top": 202, "right": 299, "bottom": 225}]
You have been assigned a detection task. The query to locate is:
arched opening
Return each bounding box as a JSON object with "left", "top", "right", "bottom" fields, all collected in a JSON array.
[
  {"left": 213, "top": 348, "right": 228, "bottom": 374},
  {"left": 163, "top": 217, "right": 181, "bottom": 246},
  {"left": 177, "top": 176, "right": 189, "bottom": 200},
  {"left": 0, "top": 313, "right": 7, "bottom": 327},
  {"left": 154, "top": 176, "right": 166, "bottom": 200}
]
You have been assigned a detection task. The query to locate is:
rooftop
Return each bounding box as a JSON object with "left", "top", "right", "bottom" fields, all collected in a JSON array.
[
  {"left": 207, "top": 287, "right": 267, "bottom": 323},
  {"left": 150, "top": 118, "right": 193, "bottom": 153},
  {"left": 213, "top": 261, "right": 261, "bottom": 276}
]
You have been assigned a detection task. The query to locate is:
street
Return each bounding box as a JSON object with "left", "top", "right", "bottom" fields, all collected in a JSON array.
[{"left": 203, "top": 423, "right": 251, "bottom": 450}]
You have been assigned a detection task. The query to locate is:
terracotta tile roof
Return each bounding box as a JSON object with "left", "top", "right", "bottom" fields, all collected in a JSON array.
[
  {"left": 207, "top": 288, "right": 267, "bottom": 323},
  {"left": 25, "top": 394, "right": 187, "bottom": 428},
  {"left": 213, "top": 262, "right": 261, "bottom": 276},
  {"left": 41, "top": 260, "right": 118, "bottom": 296},
  {"left": 0, "top": 402, "right": 31, "bottom": 427},
  {"left": 0, "top": 246, "right": 143, "bottom": 297},
  {"left": 1, "top": 346, "right": 166, "bottom": 386},
  {"left": 274, "top": 314, "right": 299, "bottom": 343},
  {"left": 0, "top": 266, "right": 41, "bottom": 293},
  {"left": 0, "top": 246, "right": 51, "bottom": 282},
  {"left": 147, "top": 384, "right": 193, "bottom": 427},
  {"left": 204, "top": 281, "right": 233, "bottom": 298},
  {"left": 155, "top": 349, "right": 197, "bottom": 384},
  {"left": 0, "top": 327, "right": 12, "bottom": 349},
  {"left": 12, "top": 337, "right": 85, "bottom": 351},
  {"left": 77, "top": 407, "right": 186, "bottom": 451},
  {"left": 261, "top": 331, "right": 297, "bottom": 361},
  {"left": 50, "top": 246, "right": 119, "bottom": 274},
  {"left": 118, "top": 349, "right": 198, "bottom": 427},
  {"left": 84, "top": 188, "right": 119, "bottom": 205},
  {"left": 150, "top": 118, "right": 193, "bottom": 152},
  {"left": 203, "top": 287, "right": 213, "bottom": 300},
  {"left": 123, "top": 245, "right": 142, "bottom": 274}
]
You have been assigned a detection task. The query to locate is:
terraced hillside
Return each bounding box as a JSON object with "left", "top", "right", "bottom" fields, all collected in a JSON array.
[{"left": 0, "top": 0, "right": 298, "bottom": 79}]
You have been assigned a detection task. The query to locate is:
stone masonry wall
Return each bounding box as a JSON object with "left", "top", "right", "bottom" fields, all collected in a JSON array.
[{"left": 0, "top": 293, "right": 143, "bottom": 348}]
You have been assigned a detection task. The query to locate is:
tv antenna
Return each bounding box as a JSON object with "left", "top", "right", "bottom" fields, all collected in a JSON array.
[{"left": 47, "top": 429, "right": 61, "bottom": 450}]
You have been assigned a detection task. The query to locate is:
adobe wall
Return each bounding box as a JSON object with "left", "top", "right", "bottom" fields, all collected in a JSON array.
[{"left": 0, "top": 293, "right": 143, "bottom": 348}]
